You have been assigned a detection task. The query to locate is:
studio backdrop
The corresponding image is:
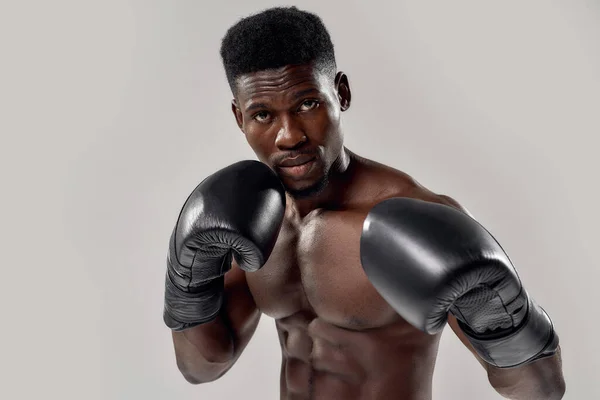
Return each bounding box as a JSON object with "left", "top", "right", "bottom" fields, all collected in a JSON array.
[{"left": 1, "top": 1, "right": 598, "bottom": 399}]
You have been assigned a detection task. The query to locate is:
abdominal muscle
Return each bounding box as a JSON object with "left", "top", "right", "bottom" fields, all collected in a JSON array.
[
  {"left": 244, "top": 197, "right": 444, "bottom": 399},
  {"left": 273, "top": 310, "right": 441, "bottom": 400}
]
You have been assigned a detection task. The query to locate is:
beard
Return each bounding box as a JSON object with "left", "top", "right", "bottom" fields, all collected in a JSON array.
[
  {"left": 281, "top": 157, "right": 332, "bottom": 199},
  {"left": 284, "top": 173, "right": 330, "bottom": 199}
]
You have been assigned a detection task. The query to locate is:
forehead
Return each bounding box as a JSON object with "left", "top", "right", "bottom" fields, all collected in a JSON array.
[{"left": 235, "top": 64, "right": 331, "bottom": 105}]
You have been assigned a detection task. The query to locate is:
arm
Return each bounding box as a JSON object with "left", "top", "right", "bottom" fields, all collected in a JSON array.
[
  {"left": 172, "top": 262, "right": 261, "bottom": 384},
  {"left": 448, "top": 315, "right": 566, "bottom": 399},
  {"left": 438, "top": 195, "right": 566, "bottom": 399},
  {"left": 162, "top": 160, "right": 285, "bottom": 384},
  {"left": 360, "top": 189, "right": 566, "bottom": 399}
]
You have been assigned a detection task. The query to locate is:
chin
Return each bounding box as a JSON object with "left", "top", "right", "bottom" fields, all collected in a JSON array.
[{"left": 284, "top": 175, "right": 329, "bottom": 199}]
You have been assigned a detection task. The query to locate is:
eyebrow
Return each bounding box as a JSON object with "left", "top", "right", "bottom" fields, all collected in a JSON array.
[
  {"left": 245, "top": 102, "right": 268, "bottom": 113},
  {"left": 244, "top": 88, "right": 321, "bottom": 113}
]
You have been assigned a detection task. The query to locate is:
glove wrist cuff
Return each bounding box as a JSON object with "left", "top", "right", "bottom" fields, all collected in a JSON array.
[
  {"left": 459, "top": 297, "right": 559, "bottom": 368},
  {"left": 163, "top": 271, "right": 223, "bottom": 331}
]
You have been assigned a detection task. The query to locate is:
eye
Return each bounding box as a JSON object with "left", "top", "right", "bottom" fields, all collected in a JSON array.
[
  {"left": 253, "top": 111, "right": 271, "bottom": 123},
  {"left": 298, "top": 100, "right": 319, "bottom": 112}
]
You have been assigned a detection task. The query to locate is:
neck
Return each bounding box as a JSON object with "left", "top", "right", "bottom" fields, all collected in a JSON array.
[{"left": 287, "top": 147, "right": 354, "bottom": 218}]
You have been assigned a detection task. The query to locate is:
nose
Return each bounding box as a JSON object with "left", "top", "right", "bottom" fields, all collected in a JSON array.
[{"left": 274, "top": 114, "right": 307, "bottom": 150}]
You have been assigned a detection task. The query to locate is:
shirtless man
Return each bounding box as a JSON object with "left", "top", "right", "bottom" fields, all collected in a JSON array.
[{"left": 162, "top": 7, "right": 566, "bottom": 399}]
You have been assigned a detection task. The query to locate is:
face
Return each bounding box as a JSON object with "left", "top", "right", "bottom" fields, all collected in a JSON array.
[{"left": 231, "top": 64, "right": 351, "bottom": 198}]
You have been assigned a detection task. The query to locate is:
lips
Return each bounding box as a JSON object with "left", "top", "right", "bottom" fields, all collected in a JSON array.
[
  {"left": 278, "top": 154, "right": 315, "bottom": 168},
  {"left": 276, "top": 155, "right": 317, "bottom": 178}
]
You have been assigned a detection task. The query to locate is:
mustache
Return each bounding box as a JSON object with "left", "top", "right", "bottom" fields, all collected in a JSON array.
[{"left": 271, "top": 148, "right": 319, "bottom": 165}]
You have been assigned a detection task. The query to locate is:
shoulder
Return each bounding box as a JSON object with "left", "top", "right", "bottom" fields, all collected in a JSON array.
[{"left": 351, "top": 154, "right": 473, "bottom": 217}]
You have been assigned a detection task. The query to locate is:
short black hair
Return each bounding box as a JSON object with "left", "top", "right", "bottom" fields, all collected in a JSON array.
[{"left": 219, "top": 6, "right": 337, "bottom": 94}]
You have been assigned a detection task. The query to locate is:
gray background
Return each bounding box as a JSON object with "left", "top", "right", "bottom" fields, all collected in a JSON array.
[{"left": 1, "top": 1, "right": 598, "bottom": 399}]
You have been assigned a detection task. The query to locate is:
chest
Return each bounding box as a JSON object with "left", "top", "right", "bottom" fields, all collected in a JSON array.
[{"left": 245, "top": 209, "right": 397, "bottom": 329}]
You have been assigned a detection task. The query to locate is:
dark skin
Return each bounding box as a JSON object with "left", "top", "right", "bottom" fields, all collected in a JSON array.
[{"left": 172, "top": 63, "right": 566, "bottom": 399}]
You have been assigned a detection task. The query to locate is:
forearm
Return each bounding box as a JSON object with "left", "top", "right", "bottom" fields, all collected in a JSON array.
[
  {"left": 487, "top": 346, "right": 565, "bottom": 400},
  {"left": 170, "top": 272, "right": 262, "bottom": 383},
  {"left": 172, "top": 316, "right": 236, "bottom": 383}
]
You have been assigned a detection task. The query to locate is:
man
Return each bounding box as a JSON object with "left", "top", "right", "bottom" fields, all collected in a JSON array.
[{"left": 163, "top": 6, "right": 566, "bottom": 400}]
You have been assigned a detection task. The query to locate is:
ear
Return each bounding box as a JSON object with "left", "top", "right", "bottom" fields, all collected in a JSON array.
[
  {"left": 334, "top": 71, "right": 351, "bottom": 111},
  {"left": 231, "top": 99, "right": 245, "bottom": 133}
]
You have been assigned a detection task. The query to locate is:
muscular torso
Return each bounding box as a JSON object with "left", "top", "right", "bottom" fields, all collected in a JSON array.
[{"left": 245, "top": 162, "right": 445, "bottom": 400}]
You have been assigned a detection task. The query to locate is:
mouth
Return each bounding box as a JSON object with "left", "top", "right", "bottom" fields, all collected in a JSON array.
[{"left": 277, "top": 156, "right": 317, "bottom": 179}]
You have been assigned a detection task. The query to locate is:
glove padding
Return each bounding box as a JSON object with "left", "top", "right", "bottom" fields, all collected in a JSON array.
[
  {"left": 163, "top": 160, "right": 286, "bottom": 331},
  {"left": 360, "top": 197, "right": 558, "bottom": 368}
]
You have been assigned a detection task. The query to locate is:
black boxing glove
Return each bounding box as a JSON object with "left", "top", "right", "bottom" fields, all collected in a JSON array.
[
  {"left": 360, "top": 197, "right": 559, "bottom": 368},
  {"left": 163, "top": 160, "right": 286, "bottom": 331}
]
